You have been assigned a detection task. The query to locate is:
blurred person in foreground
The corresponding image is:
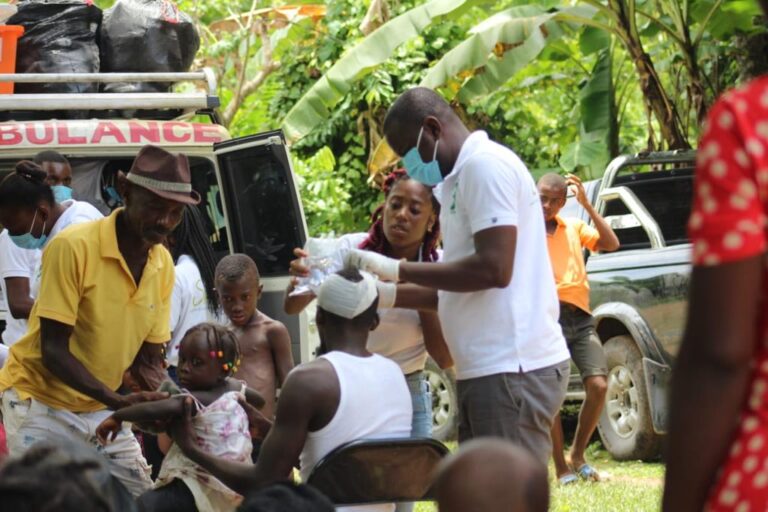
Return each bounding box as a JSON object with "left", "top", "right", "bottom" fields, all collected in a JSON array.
[
  {"left": 433, "top": 438, "right": 548, "bottom": 512},
  {"left": 663, "top": 2, "right": 768, "bottom": 509}
]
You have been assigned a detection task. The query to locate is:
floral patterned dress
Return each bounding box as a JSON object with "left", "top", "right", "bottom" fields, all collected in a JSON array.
[
  {"left": 690, "top": 76, "right": 768, "bottom": 512},
  {"left": 156, "top": 388, "right": 252, "bottom": 512}
]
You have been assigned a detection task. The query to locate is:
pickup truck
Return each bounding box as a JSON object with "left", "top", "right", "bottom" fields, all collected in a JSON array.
[{"left": 563, "top": 151, "right": 696, "bottom": 461}]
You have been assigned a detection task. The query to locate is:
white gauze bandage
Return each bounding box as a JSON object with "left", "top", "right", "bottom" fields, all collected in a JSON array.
[{"left": 317, "top": 271, "right": 378, "bottom": 319}]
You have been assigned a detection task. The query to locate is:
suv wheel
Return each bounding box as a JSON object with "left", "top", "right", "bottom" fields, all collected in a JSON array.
[
  {"left": 597, "top": 335, "right": 662, "bottom": 461},
  {"left": 424, "top": 358, "right": 457, "bottom": 441}
]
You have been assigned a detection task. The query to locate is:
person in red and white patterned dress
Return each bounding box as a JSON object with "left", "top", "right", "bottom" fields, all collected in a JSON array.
[{"left": 664, "top": 4, "right": 768, "bottom": 509}]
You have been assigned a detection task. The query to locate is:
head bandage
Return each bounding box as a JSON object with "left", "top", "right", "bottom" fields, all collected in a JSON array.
[{"left": 317, "top": 271, "right": 378, "bottom": 319}]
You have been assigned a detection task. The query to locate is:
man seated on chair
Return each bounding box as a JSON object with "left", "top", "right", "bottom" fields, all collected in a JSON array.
[{"left": 169, "top": 268, "right": 413, "bottom": 511}]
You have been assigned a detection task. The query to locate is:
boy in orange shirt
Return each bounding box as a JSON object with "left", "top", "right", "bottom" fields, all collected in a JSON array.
[{"left": 538, "top": 173, "right": 620, "bottom": 484}]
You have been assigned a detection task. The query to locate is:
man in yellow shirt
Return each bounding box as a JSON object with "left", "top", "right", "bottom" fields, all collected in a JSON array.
[
  {"left": 0, "top": 145, "right": 200, "bottom": 496},
  {"left": 538, "top": 173, "right": 620, "bottom": 484}
]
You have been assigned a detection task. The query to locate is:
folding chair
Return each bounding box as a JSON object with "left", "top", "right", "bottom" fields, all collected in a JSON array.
[{"left": 306, "top": 437, "right": 450, "bottom": 506}]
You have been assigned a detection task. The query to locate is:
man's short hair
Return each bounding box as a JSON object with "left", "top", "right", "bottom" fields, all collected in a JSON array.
[
  {"left": 33, "top": 150, "right": 70, "bottom": 166},
  {"left": 238, "top": 482, "right": 334, "bottom": 512},
  {"left": 538, "top": 173, "right": 567, "bottom": 195},
  {"left": 0, "top": 441, "right": 137, "bottom": 512},
  {"left": 383, "top": 87, "right": 453, "bottom": 136},
  {"left": 215, "top": 253, "right": 260, "bottom": 283}
]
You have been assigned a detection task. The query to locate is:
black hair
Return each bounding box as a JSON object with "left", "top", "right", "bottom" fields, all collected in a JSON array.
[
  {"left": 33, "top": 150, "right": 70, "bottom": 166},
  {"left": 238, "top": 482, "right": 334, "bottom": 512},
  {"left": 383, "top": 87, "right": 454, "bottom": 137},
  {"left": 320, "top": 268, "right": 379, "bottom": 326},
  {"left": 538, "top": 172, "right": 567, "bottom": 196},
  {"left": 0, "top": 160, "right": 55, "bottom": 210},
  {"left": 0, "top": 442, "right": 137, "bottom": 512},
  {"left": 216, "top": 253, "right": 260, "bottom": 283},
  {"left": 184, "top": 322, "right": 242, "bottom": 377},
  {"left": 171, "top": 206, "right": 220, "bottom": 315}
]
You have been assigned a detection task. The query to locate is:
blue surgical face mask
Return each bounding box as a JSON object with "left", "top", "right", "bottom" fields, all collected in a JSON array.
[
  {"left": 402, "top": 126, "right": 443, "bottom": 186},
  {"left": 51, "top": 185, "right": 72, "bottom": 203},
  {"left": 10, "top": 210, "right": 47, "bottom": 250}
]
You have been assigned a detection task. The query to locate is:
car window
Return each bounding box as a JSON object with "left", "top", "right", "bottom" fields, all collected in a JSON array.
[
  {"left": 605, "top": 168, "right": 694, "bottom": 250},
  {"left": 215, "top": 134, "right": 305, "bottom": 277}
]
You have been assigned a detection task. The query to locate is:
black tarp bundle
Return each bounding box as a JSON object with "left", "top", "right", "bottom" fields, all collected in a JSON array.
[
  {"left": 8, "top": 0, "right": 102, "bottom": 94},
  {"left": 101, "top": 0, "right": 200, "bottom": 93}
]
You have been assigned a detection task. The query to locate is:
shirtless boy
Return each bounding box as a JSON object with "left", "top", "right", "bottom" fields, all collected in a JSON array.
[{"left": 215, "top": 254, "right": 294, "bottom": 420}]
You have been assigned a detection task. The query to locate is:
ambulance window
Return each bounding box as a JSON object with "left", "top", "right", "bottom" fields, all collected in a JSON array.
[
  {"left": 216, "top": 136, "right": 305, "bottom": 277},
  {"left": 189, "top": 159, "right": 229, "bottom": 260}
]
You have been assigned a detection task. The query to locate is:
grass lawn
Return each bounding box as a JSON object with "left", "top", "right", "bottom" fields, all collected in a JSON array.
[{"left": 413, "top": 443, "right": 664, "bottom": 512}]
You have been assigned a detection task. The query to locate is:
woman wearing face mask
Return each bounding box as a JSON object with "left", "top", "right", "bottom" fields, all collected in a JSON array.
[
  {"left": 0, "top": 161, "right": 102, "bottom": 350},
  {"left": 286, "top": 169, "right": 454, "bottom": 461}
]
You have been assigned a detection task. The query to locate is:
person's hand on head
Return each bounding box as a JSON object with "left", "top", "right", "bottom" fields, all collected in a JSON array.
[
  {"left": 168, "top": 396, "right": 198, "bottom": 454},
  {"left": 96, "top": 416, "right": 122, "bottom": 445},
  {"left": 566, "top": 174, "right": 590, "bottom": 207},
  {"left": 115, "top": 390, "right": 169, "bottom": 409},
  {"left": 344, "top": 249, "right": 401, "bottom": 282}
]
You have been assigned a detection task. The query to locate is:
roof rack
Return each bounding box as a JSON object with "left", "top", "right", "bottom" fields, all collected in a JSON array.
[{"left": 0, "top": 69, "right": 219, "bottom": 112}]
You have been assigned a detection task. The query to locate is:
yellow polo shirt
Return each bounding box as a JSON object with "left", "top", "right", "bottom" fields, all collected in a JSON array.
[
  {"left": 546, "top": 215, "right": 600, "bottom": 314},
  {"left": 0, "top": 208, "right": 174, "bottom": 412}
]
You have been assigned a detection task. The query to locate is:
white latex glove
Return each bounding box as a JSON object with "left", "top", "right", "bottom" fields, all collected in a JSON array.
[
  {"left": 375, "top": 281, "right": 397, "bottom": 309},
  {"left": 344, "top": 249, "right": 401, "bottom": 282}
]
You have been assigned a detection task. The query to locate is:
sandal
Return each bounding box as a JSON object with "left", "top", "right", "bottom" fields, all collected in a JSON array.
[
  {"left": 558, "top": 473, "right": 579, "bottom": 485},
  {"left": 574, "top": 463, "right": 601, "bottom": 482}
]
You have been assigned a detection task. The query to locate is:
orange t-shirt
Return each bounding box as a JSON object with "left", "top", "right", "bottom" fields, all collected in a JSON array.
[{"left": 546, "top": 216, "right": 600, "bottom": 313}]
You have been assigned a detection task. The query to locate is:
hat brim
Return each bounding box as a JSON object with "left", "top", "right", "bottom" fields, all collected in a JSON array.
[{"left": 133, "top": 182, "right": 201, "bottom": 205}]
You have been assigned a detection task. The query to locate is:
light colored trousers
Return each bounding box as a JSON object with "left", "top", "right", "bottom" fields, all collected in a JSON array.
[{"left": 1, "top": 388, "right": 153, "bottom": 497}]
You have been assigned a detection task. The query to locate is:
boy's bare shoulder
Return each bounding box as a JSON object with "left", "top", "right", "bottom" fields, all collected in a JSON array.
[{"left": 249, "top": 311, "right": 290, "bottom": 338}]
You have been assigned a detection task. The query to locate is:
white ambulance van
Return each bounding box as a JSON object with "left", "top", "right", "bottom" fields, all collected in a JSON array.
[{"left": 0, "top": 70, "right": 319, "bottom": 364}]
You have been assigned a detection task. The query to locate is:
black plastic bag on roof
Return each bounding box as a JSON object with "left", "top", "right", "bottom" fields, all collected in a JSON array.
[
  {"left": 8, "top": 0, "right": 102, "bottom": 94},
  {"left": 100, "top": 0, "right": 200, "bottom": 93}
]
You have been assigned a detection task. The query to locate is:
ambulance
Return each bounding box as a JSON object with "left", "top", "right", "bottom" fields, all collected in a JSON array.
[{"left": 0, "top": 70, "right": 318, "bottom": 364}]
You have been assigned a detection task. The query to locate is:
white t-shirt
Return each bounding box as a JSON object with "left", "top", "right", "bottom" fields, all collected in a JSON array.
[
  {"left": 337, "top": 233, "right": 429, "bottom": 375},
  {"left": 0, "top": 230, "right": 40, "bottom": 346},
  {"left": 30, "top": 200, "right": 103, "bottom": 299},
  {"left": 435, "top": 131, "right": 569, "bottom": 380},
  {"left": 299, "top": 351, "right": 412, "bottom": 512},
  {"left": 167, "top": 254, "right": 209, "bottom": 367}
]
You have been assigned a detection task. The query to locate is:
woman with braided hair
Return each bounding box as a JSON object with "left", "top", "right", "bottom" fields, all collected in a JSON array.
[{"left": 286, "top": 169, "right": 453, "bottom": 445}]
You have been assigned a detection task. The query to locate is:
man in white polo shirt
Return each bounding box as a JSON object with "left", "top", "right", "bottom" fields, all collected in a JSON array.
[{"left": 346, "top": 87, "right": 569, "bottom": 464}]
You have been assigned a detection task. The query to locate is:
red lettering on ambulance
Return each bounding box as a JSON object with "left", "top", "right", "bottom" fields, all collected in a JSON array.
[
  {"left": 162, "top": 123, "right": 192, "bottom": 143},
  {"left": 57, "top": 124, "right": 87, "bottom": 144},
  {"left": 92, "top": 122, "right": 128, "bottom": 144},
  {"left": 129, "top": 121, "right": 161, "bottom": 144},
  {"left": 194, "top": 124, "right": 224, "bottom": 143},
  {"left": 0, "top": 125, "right": 22, "bottom": 145},
  {"left": 26, "top": 123, "right": 55, "bottom": 145}
]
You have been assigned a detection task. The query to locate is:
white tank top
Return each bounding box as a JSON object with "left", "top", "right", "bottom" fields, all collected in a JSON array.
[{"left": 299, "top": 351, "right": 412, "bottom": 512}]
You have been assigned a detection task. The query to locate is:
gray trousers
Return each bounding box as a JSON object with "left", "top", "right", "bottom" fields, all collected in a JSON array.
[{"left": 457, "top": 360, "right": 570, "bottom": 464}]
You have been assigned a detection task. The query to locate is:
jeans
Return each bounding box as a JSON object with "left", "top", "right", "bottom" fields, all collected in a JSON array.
[
  {"left": 406, "top": 371, "right": 432, "bottom": 438},
  {"left": 396, "top": 372, "right": 432, "bottom": 512}
]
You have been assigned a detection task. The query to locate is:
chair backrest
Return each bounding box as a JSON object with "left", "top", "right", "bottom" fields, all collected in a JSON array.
[{"left": 305, "top": 437, "right": 450, "bottom": 505}]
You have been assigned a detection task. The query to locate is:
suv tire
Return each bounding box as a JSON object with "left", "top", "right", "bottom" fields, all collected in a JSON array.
[
  {"left": 425, "top": 358, "right": 458, "bottom": 441},
  {"left": 597, "top": 335, "right": 661, "bottom": 461}
]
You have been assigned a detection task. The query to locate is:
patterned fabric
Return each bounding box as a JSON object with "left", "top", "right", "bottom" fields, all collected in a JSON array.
[
  {"left": 156, "top": 390, "right": 252, "bottom": 512},
  {"left": 690, "top": 76, "right": 768, "bottom": 511}
]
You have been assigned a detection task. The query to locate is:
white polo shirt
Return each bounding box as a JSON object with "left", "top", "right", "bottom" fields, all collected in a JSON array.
[
  {"left": 435, "top": 131, "right": 568, "bottom": 380},
  {"left": 0, "top": 230, "right": 40, "bottom": 347}
]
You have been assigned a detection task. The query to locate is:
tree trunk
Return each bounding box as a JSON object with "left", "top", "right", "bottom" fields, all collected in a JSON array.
[{"left": 612, "top": 3, "right": 691, "bottom": 149}]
